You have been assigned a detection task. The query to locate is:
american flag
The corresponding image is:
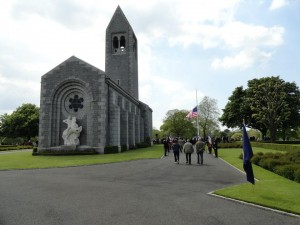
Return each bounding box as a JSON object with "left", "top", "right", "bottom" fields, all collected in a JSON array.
[{"left": 186, "top": 107, "right": 198, "bottom": 119}]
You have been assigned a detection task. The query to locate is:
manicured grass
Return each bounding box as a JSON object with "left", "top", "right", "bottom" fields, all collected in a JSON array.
[
  {"left": 0, "top": 145, "right": 163, "bottom": 170},
  {"left": 215, "top": 148, "right": 300, "bottom": 215}
]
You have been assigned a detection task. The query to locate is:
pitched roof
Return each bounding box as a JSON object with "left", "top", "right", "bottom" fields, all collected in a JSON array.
[
  {"left": 106, "top": 5, "right": 132, "bottom": 31},
  {"left": 42, "top": 56, "right": 105, "bottom": 78}
]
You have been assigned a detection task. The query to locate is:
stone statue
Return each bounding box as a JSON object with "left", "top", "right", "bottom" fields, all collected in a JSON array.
[{"left": 62, "top": 116, "right": 82, "bottom": 146}]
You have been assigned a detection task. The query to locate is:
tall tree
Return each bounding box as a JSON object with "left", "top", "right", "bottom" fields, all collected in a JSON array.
[
  {"left": 219, "top": 86, "right": 248, "bottom": 127},
  {"left": 220, "top": 76, "right": 300, "bottom": 142},
  {"left": 160, "top": 109, "right": 196, "bottom": 138},
  {"left": 220, "top": 86, "right": 268, "bottom": 138},
  {"left": 0, "top": 103, "right": 39, "bottom": 140},
  {"left": 247, "top": 76, "right": 300, "bottom": 142},
  {"left": 198, "top": 96, "right": 220, "bottom": 138}
]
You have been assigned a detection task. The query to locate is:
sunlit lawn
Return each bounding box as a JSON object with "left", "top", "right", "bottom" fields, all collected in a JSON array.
[
  {"left": 0, "top": 145, "right": 163, "bottom": 170},
  {"left": 215, "top": 147, "right": 300, "bottom": 215}
]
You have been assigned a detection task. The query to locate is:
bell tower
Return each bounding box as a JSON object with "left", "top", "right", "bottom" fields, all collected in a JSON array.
[{"left": 105, "top": 6, "right": 139, "bottom": 100}]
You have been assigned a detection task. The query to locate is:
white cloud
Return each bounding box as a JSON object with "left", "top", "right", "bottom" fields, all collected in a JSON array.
[
  {"left": 208, "top": 22, "right": 284, "bottom": 70},
  {"left": 220, "top": 22, "right": 284, "bottom": 48},
  {"left": 269, "top": 0, "right": 289, "bottom": 10},
  {"left": 211, "top": 48, "right": 273, "bottom": 70},
  {"left": 0, "top": 0, "right": 293, "bottom": 129},
  {"left": 0, "top": 73, "right": 40, "bottom": 110}
]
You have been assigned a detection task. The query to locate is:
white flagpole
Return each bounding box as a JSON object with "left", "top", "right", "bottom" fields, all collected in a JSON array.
[{"left": 196, "top": 89, "right": 199, "bottom": 138}]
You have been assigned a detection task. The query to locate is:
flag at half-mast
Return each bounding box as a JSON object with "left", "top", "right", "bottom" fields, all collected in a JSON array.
[{"left": 186, "top": 106, "right": 198, "bottom": 119}]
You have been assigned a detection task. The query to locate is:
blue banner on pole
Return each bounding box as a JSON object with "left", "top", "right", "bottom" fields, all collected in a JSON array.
[{"left": 242, "top": 124, "right": 255, "bottom": 184}]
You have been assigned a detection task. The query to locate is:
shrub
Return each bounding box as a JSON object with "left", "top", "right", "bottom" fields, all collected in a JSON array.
[
  {"left": 258, "top": 158, "right": 273, "bottom": 170},
  {"left": 136, "top": 142, "right": 149, "bottom": 148},
  {"left": 129, "top": 145, "right": 137, "bottom": 150},
  {"left": 251, "top": 155, "right": 261, "bottom": 165},
  {"left": 238, "top": 153, "right": 243, "bottom": 159},
  {"left": 285, "top": 151, "right": 300, "bottom": 163},
  {"left": 267, "top": 159, "right": 283, "bottom": 172},
  {"left": 37, "top": 149, "right": 97, "bottom": 155},
  {"left": 0, "top": 145, "right": 33, "bottom": 151},
  {"left": 274, "top": 165, "right": 296, "bottom": 181},
  {"left": 294, "top": 168, "right": 300, "bottom": 183},
  {"left": 104, "top": 145, "right": 119, "bottom": 154},
  {"left": 121, "top": 145, "right": 128, "bottom": 152},
  {"left": 219, "top": 142, "right": 242, "bottom": 148},
  {"left": 145, "top": 136, "right": 151, "bottom": 146},
  {"left": 32, "top": 147, "right": 38, "bottom": 156},
  {"left": 251, "top": 142, "right": 300, "bottom": 153}
]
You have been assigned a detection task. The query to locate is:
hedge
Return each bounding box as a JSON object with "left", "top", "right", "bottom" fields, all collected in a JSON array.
[
  {"left": 250, "top": 151, "right": 300, "bottom": 183},
  {"left": 104, "top": 146, "right": 119, "bottom": 154},
  {"left": 219, "top": 141, "right": 300, "bottom": 153},
  {"left": 34, "top": 148, "right": 98, "bottom": 156},
  {"left": 0, "top": 145, "right": 34, "bottom": 151},
  {"left": 250, "top": 142, "right": 300, "bottom": 152},
  {"left": 219, "top": 142, "right": 243, "bottom": 148}
]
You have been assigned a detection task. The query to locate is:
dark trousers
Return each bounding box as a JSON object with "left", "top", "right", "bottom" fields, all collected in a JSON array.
[
  {"left": 197, "top": 151, "right": 204, "bottom": 164},
  {"left": 208, "top": 146, "right": 212, "bottom": 154},
  {"left": 164, "top": 147, "right": 168, "bottom": 156},
  {"left": 174, "top": 151, "right": 179, "bottom": 162},
  {"left": 214, "top": 148, "right": 218, "bottom": 158},
  {"left": 186, "top": 153, "right": 191, "bottom": 164}
]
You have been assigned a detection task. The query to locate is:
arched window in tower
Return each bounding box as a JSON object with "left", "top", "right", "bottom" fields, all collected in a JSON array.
[
  {"left": 120, "top": 36, "right": 126, "bottom": 52},
  {"left": 113, "top": 36, "right": 119, "bottom": 53},
  {"left": 112, "top": 34, "right": 126, "bottom": 54}
]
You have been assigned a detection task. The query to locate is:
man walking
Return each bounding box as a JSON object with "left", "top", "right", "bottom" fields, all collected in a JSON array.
[
  {"left": 172, "top": 139, "right": 181, "bottom": 164},
  {"left": 183, "top": 139, "right": 194, "bottom": 165},
  {"left": 195, "top": 138, "right": 205, "bottom": 165}
]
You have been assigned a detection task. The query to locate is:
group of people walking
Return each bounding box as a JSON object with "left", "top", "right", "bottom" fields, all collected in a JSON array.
[{"left": 163, "top": 137, "right": 219, "bottom": 165}]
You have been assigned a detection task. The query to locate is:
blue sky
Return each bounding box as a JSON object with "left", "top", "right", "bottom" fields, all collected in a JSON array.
[{"left": 0, "top": 0, "right": 299, "bottom": 129}]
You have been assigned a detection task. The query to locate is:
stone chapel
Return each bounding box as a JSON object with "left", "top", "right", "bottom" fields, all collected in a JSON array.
[{"left": 38, "top": 6, "right": 153, "bottom": 154}]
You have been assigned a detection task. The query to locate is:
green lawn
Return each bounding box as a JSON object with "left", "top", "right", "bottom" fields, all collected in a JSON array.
[
  {"left": 215, "top": 148, "right": 300, "bottom": 215},
  {"left": 0, "top": 145, "right": 163, "bottom": 170}
]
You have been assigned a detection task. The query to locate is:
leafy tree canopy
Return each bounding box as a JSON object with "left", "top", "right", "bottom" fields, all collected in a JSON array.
[
  {"left": 198, "top": 96, "right": 220, "bottom": 138},
  {"left": 0, "top": 103, "right": 39, "bottom": 140},
  {"left": 220, "top": 76, "right": 300, "bottom": 142},
  {"left": 160, "top": 109, "right": 196, "bottom": 138}
]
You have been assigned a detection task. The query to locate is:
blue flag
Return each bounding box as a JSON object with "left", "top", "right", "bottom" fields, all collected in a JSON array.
[{"left": 242, "top": 124, "right": 255, "bottom": 184}]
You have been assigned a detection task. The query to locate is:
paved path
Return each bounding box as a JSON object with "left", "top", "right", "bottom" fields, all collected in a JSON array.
[{"left": 0, "top": 151, "right": 299, "bottom": 225}]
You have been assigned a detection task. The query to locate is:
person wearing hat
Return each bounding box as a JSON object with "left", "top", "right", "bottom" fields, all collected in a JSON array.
[{"left": 183, "top": 139, "right": 194, "bottom": 164}]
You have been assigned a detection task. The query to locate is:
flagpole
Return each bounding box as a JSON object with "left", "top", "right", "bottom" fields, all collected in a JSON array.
[{"left": 196, "top": 89, "right": 199, "bottom": 138}]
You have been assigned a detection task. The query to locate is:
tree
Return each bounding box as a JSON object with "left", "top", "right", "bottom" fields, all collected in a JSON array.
[
  {"left": 0, "top": 103, "right": 39, "bottom": 141},
  {"left": 220, "top": 76, "right": 300, "bottom": 142},
  {"left": 247, "top": 76, "right": 300, "bottom": 142},
  {"left": 152, "top": 128, "right": 161, "bottom": 142},
  {"left": 220, "top": 86, "right": 268, "bottom": 138},
  {"left": 219, "top": 86, "right": 249, "bottom": 127},
  {"left": 198, "top": 96, "right": 220, "bottom": 138},
  {"left": 160, "top": 109, "right": 196, "bottom": 138}
]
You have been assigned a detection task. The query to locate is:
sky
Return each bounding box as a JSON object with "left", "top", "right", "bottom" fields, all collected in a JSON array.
[{"left": 0, "top": 0, "right": 300, "bottom": 129}]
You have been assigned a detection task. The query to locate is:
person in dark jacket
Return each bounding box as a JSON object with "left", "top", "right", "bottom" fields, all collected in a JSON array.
[
  {"left": 213, "top": 138, "right": 219, "bottom": 158},
  {"left": 163, "top": 138, "right": 169, "bottom": 156},
  {"left": 172, "top": 139, "right": 181, "bottom": 164}
]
